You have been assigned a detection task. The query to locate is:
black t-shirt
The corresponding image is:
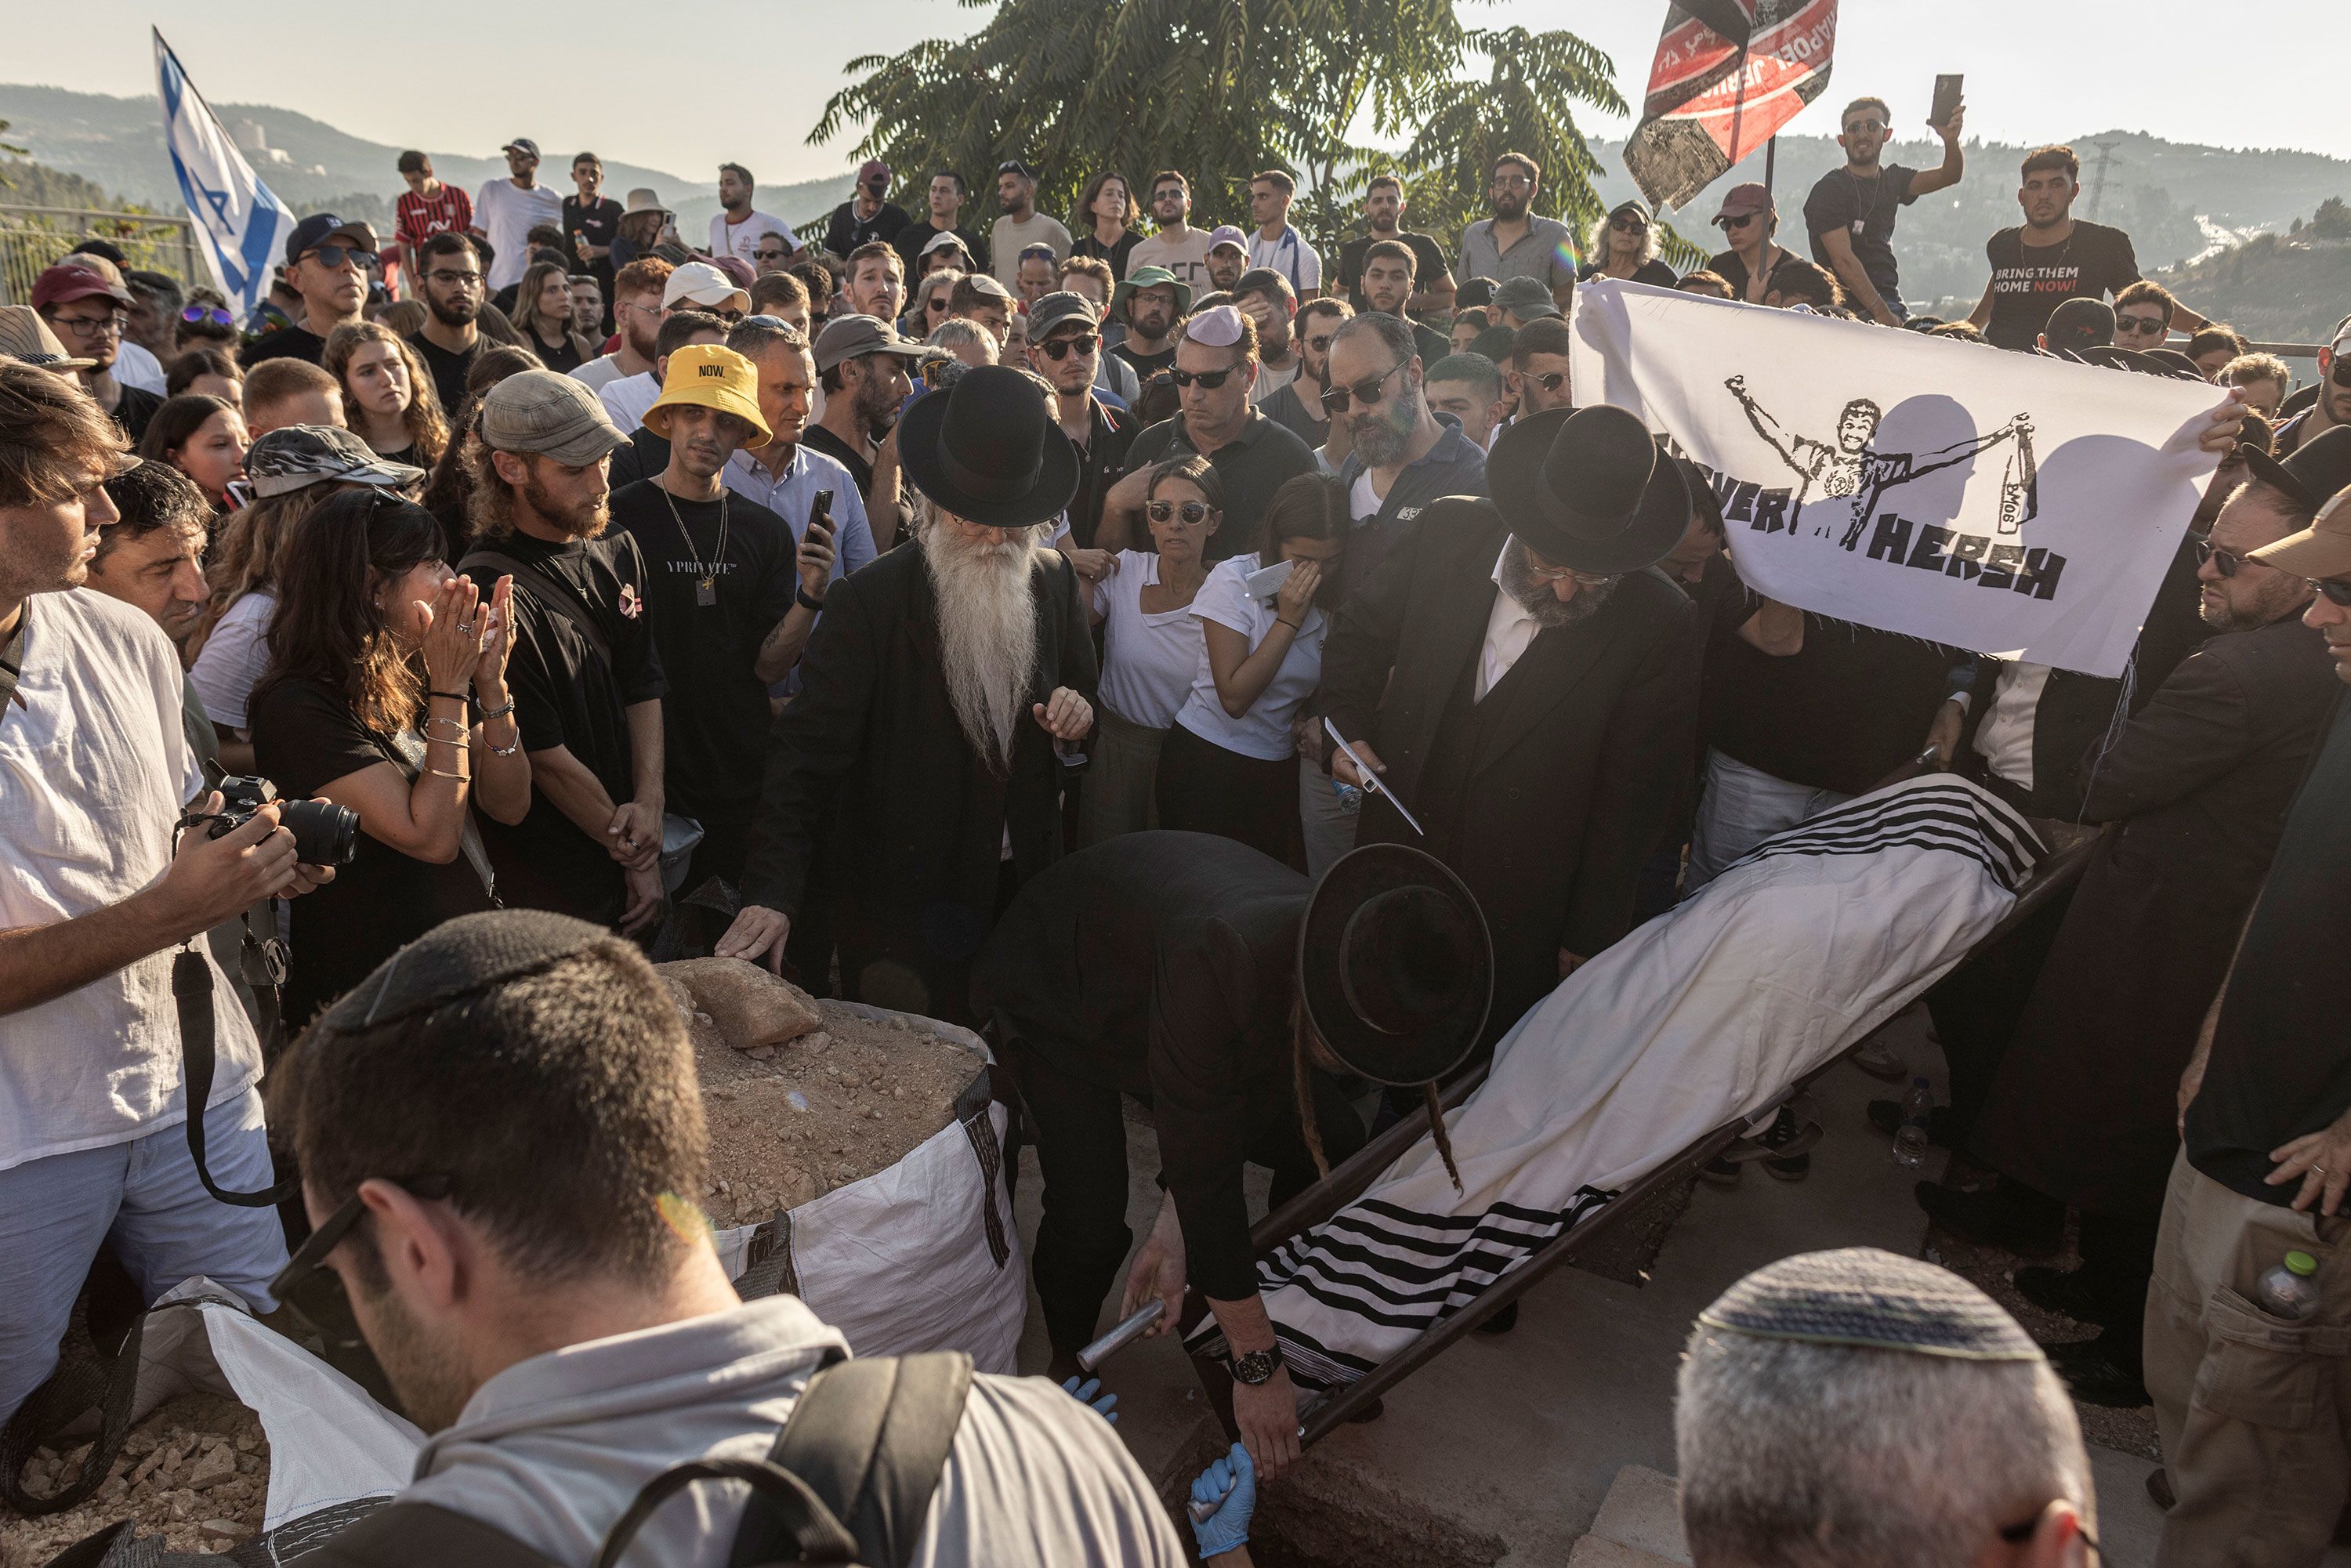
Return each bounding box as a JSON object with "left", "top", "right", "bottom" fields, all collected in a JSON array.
[
  {"left": 824, "top": 200, "right": 913, "bottom": 258},
  {"left": 526, "top": 329, "right": 588, "bottom": 375},
  {"left": 1706, "top": 245, "right": 1799, "bottom": 302},
  {"left": 1802, "top": 164, "right": 1919, "bottom": 313},
  {"left": 110, "top": 384, "right": 164, "bottom": 444},
  {"left": 408, "top": 331, "right": 482, "bottom": 422},
  {"left": 1981, "top": 222, "right": 2143, "bottom": 353},
  {"left": 894, "top": 222, "right": 990, "bottom": 277},
  {"left": 801, "top": 422, "right": 914, "bottom": 552},
  {"left": 1575, "top": 259, "right": 1679, "bottom": 288},
  {"left": 249, "top": 676, "right": 494, "bottom": 1026},
  {"left": 241, "top": 324, "right": 328, "bottom": 368},
  {"left": 608, "top": 481, "right": 796, "bottom": 830},
  {"left": 1121, "top": 411, "right": 1319, "bottom": 566},
  {"left": 2186, "top": 697, "right": 2351, "bottom": 1204},
  {"left": 1335, "top": 232, "right": 1451, "bottom": 305},
  {"left": 457, "top": 529, "right": 666, "bottom": 923},
  {"left": 563, "top": 194, "right": 622, "bottom": 270},
  {"left": 1070, "top": 230, "right": 1143, "bottom": 281},
  {"left": 1065, "top": 397, "right": 1137, "bottom": 550},
  {"left": 1110, "top": 342, "right": 1176, "bottom": 380},
  {"left": 1256, "top": 380, "right": 1328, "bottom": 450}
]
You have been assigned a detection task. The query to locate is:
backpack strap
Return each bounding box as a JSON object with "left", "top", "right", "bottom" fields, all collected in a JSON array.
[
  {"left": 288, "top": 1501, "right": 563, "bottom": 1568},
  {"left": 741, "top": 1352, "right": 974, "bottom": 1568}
]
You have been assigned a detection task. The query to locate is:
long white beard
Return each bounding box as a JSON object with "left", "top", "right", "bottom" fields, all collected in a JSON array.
[{"left": 923, "top": 523, "right": 1042, "bottom": 777}]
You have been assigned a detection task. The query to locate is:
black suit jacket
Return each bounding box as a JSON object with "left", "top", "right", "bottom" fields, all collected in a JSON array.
[
  {"left": 741, "top": 540, "right": 1096, "bottom": 1022},
  {"left": 1317, "top": 499, "right": 1701, "bottom": 1029}
]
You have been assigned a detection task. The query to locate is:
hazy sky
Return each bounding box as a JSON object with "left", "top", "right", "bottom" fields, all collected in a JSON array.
[{"left": 10, "top": 2, "right": 2348, "bottom": 187}]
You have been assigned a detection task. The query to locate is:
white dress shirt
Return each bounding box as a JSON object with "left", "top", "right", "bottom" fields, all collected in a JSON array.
[
  {"left": 1972, "top": 661, "right": 2053, "bottom": 788},
  {"left": 1476, "top": 544, "right": 1541, "bottom": 701}
]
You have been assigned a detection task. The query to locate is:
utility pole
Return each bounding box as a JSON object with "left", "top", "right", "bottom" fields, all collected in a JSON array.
[{"left": 2085, "top": 139, "right": 2121, "bottom": 219}]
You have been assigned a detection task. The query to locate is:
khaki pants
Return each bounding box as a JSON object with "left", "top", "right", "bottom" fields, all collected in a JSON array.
[
  {"left": 1074, "top": 707, "right": 1165, "bottom": 849},
  {"left": 2145, "top": 1148, "right": 2351, "bottom": 1567}
]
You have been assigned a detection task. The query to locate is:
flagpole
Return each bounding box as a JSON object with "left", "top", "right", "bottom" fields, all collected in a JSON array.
[{"left": 1764, "top": 136, "right": 1777, "bottom": 208}]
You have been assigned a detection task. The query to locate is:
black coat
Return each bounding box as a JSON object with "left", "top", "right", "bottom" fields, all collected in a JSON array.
[
  {"left": 1317, "top": 500, "right": 1702, "bottom": 1039},
  {"left": 740, "top": 540, "right": 1097, "bottom": 1023},
  {"left": 1974, "top": 611, "right": 2342, "bottom": 1214},
  {"left": 973, "top": 832, "right": 1335, "bottom": 1301}
]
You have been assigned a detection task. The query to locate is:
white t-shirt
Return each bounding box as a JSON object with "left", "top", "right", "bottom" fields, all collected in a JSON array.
[
  {"left": 114, "top": 340, "right": 167, "bottom": 395},
  {"left": 1173, "top": 552, "right": 1327, "bottom": 761},
  {"left": 187, "top": 589, "right": 277, "bottom": 733},
  {"left": 571, "top": 353, "right": 629, "bottom": 393},
  {"left": 474, "top": 179, "right": 567, "bottom": 291},
  {"left": 0, "top": 592, "right": 260, "bottom": 1171},
  {"left": 599, "top": 371, "right": 660, "bottom": 434},
  {"left": 1092, "top": 551, "right": 1204, "bottom": 730},
  {"left": 1974, "top": 661, "right": 2053, "bottom": 788},
  {"left": 709, "top": 211, "right": 799, "bottom": 266},
  {"left": 1248, "top": 226, "right": 1321, "bottom": 295}
]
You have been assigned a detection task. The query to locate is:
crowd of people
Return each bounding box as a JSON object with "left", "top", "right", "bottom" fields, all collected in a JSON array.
[{"left": 3, "top": 86, "right": 2348, "bottom": 1566}]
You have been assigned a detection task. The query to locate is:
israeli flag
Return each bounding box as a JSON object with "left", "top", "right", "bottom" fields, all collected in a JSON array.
[{"left": 154, "top": 30, "right": 295, "bottom": 317}]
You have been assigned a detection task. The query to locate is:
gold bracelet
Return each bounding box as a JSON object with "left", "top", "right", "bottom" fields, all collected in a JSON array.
[{"left": 423, "top": 766, "right": 469, "bottom": 781}]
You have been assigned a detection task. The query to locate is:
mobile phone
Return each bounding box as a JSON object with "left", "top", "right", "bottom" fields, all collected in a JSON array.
[
  {"left": 1931, "top": 74, "right": 1964, "bottom": 130},
  {"left": 808, "top": 489, "right": 835, "bottom": 545},
  {"left": 1244, "top": 556, "right": 1296, "bottom": 603}
]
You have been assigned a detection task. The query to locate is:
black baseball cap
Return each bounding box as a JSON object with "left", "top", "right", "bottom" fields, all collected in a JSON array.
[
  {"left": 285, "top": 213, "right": 379, "bottom": 266},
  {"left": 502, "top": 137, "right": 541, "bottom": 158}
]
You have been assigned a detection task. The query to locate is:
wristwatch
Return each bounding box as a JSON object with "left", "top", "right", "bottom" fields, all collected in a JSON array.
[
  {"left": 1229, "top": 1344, "right": 1284, "bottom": 1386},
  {"left": 795, "top": 582, "right": 828, "bottom": 612}
]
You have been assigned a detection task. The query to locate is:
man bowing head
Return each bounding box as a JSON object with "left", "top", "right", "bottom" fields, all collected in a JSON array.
[{"left": 718, "top": 364, "right": 1096, "bottom": 1023}]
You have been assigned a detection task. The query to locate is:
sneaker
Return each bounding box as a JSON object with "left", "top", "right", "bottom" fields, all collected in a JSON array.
[
  {"left": 1762, "top": 1105, "right": 1812, "bottom": 1182},
  {"left": 1851, "top": 1037, "right": 1908, "bottom": 1081},
  {"left": 1916, "top": 1181, "right": 2064, "bottom": 1256},
  {"left": 2041, "top": 1335, "right": 2149, "bottom": 1408},
  {"left": 2013, "top": 1264, "right": 2112, "bottom": 1327},
  {"left": 1701, "top": 1153, "right": 1744, "bottom": 1186}
]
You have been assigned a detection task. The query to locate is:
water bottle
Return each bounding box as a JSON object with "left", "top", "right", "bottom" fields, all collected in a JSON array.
[
  {"left": 1891, "top": 1077, "right": 1933, "bottom": 1169},
  {"left": 2255, "top": 1251, "right": 2322, "bottom": 1322},
  {"left": 1331, "top": 777, "right": 1362, "bottom": 814}
]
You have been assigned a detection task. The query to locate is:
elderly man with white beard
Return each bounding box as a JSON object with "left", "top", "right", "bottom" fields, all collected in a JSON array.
[{"left": 717, "top": 365, "right": 1096, "bottom": 1024}]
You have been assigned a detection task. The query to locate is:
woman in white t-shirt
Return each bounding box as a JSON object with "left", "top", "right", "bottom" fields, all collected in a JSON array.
[
  {"left": 1075, "top": 456, "right": 1222, "bottom": 847},
  {"left": 1155, "top": 472, "right": 1350, "bottom": 863}
]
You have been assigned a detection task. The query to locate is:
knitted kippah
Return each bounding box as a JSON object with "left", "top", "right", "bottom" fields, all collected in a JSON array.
[{"left": 1697, "top": 1248, "right": 2042, "bottom": 1362}]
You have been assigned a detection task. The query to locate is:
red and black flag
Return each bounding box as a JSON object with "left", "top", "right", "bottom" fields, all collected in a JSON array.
[{"left": 1622, "top": 0, "right": 1838, "bottom": 213}]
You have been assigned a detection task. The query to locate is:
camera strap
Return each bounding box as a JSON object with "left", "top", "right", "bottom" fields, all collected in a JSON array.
[{"left": 174, "top": 943, "right": 297, "bottom": 1207}]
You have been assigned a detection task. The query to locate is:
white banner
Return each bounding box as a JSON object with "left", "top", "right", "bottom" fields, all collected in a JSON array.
[
  {"left": 1569, "top": 279, "right": 2224, "bottom": 678},
  {"left": 153, "top": 30, "right": 297, "bottom": 317}
]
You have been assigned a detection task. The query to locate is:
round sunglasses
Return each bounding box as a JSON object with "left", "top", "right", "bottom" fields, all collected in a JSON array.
[{"left": 1147, "top": 498, "right": 1215, "bottom": 525}]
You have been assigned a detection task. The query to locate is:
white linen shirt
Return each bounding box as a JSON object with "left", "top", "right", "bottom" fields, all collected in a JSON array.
[
  {"left": 0, "top": 591, "right": 260, "bottom": 1171},
  {"left": 1477, "top": 545, "right": 1542, "bottom": 701},
  {"left": 1093, "top": 551, "right": 1204, "bottom": 730}
]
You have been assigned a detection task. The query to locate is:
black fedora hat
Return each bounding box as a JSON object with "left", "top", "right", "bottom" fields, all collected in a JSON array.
[
  {"left": 897, "top": 364, "right": 1081, "bottom": 530},
  {"left": 1298, "top": 845, "right": 1492, "bottom": 1087},
  {"left": 1487, "top": 405, "right": 1691, "bottom": 576},
  {"left": 2242, "top": 424, "right": 2351, "bottom": 514}
]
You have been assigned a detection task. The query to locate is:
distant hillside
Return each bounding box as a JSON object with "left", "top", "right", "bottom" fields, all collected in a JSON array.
[
  {"left": 1586, "top": 129, "right": 2351, "bottom": 309},
  {"left": 0, "top": 155, "right": 130, "bottom": 212},
  {"left": 2148, "top": 233, "right": 2351, "bottom": 345},
  {"left": 0, "top": 82, "right": 856, "bottom": 240}
]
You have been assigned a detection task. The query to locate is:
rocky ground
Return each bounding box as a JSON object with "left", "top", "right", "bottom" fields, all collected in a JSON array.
[{"left": 1, "top": 1393, "right": 268, "bottom": 1565}]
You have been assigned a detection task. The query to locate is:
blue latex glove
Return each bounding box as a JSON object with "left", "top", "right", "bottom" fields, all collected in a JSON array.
[
  {"left": 1190, "top": 1442, "right": 1256, "bottom": 1559},
  {"left": 1060, "top": 1374, "right": 1119, "bottom": 1424}
]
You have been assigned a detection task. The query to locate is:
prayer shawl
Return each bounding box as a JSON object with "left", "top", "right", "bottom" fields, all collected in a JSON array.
[
  {"left": 1569, "top": 279, "right": 2222, "bottom": 678},
  {"left": 1198, "top": 777, "right": 2038, "bottom": 1389}
]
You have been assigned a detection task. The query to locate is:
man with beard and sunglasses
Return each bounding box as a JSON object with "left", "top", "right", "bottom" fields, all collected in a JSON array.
[
  {"left": 459, "top": 372, "right": 668, "bottom": 932},
  {"left": 2274, "top": 313, "right": 2351, "bottom": 458},
  {"left": 1805, "top": 95, "right": 1966, "bottom": 328},
  {"left": 1097, "top": 306, "right": 1316, "bottom": 565},
  {"left": 715, "top": 366, "right": 1096, "bottom": 1026},
  {"left": 1317, "top": 404, "right": 1701, "bottom": 1046}
]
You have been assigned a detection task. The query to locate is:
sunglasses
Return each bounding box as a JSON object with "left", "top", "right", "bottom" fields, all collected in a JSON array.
[
  {"left": 1609, "top": 214, "right": 1648, "bottom": 234},
  {"left": 1304, "top": 333, "right": 1335, "bottom": 353},
  {"left": 1147, "top": 498, "right": 1214, "bottom": 525},
  {"left": 2114, "top": 314, "right": 2166, "bottom": 337},
  {"left": 1524, "top": 370, "right": 1570, "bottom": 394},
  {"left": 2308, "top": 576, "right": 2351, "bottom": 606},
  {"left": 1716, "top": 212, "right": 1760, "bottom": 230},
  {"left": 299, "top": 243, "right": 368, "bottom": 272},
  {"left": 1320, "top": 358, "right": 1407, "bottom": 415},
  {"left": 179, "top": 305, "right": 236, "bottom": 327},
  {"left": 1843, "top": 118, "right": 1886, "bottom": 135},
  {"left": 1170, "top": 365, "right": 1237, "bottom": 389},
  {"left": 270, "top": 1172, "right": 456, "bottom": 1302},
  {"left": 1038, "top": 332, "right": 1099, "bottom": 360},
  {"left": 2195, "top": 540, "right": 2248, "bottom": 577},
  {"left": 2331, "top": 355, "right": 2351, "bottom": 389}
]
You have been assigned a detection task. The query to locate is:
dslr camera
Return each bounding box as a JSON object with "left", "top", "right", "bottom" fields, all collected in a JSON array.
[{"left": 181, "top": 775, "right": 360, "bottom": 867}]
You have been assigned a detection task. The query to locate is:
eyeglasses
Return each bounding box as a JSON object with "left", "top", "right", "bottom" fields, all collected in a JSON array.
[
  {"left": 1610, "top": 214, "right": 1648, "bottom": 234},
  {"left": 1147, "top": 498, "right": 1215, "bottom": 525},
  {"left": 1170, "top": 365, "right": 1237, "bottom": 390},
  {"left": 49, "top": 311, "right": 125, "bottom": 338},
  {"left": 1320, "top": 358, "right": 1407, "bottom": 415},
  {"left": 180, "top": 305, "right": 235, "bottom": 327},
  {"left": 299, "top": 243, "right": 367, "bottom": 273},
  {"left": 1843, "top": 118, "right": 1886, "bottom": 135},
  {"left": 427, "top": 269, "right": 484, "bottom": 289},
  {"left": 2195, "top": 539, "right": 2247, "bottom": 577},
  {"left": 1491, "top": 174, "right": 1533, "bottom": 190},
  {"left": 269, "top": 1172, "right": 456, "bottom": 1302},
  {"left": 1038, "top": 332, "right": 1099, "bottom": 360},
  {"left": 2114, "top": 313, "right": 2166, "bottom": 337},
  {"left": 1523, "top": 559, "right": 1617, "bottom": 588},
  {"left": 2306, "top": 577, "right": 2351, "bottom": 606}
]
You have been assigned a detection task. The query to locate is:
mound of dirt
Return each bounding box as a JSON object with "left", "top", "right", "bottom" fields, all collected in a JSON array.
[
  {"left": 2, "top": 1393, "right": 267, "bottom": 1565},
  {"left": 675, "top": 990, "right": 987, "bottom": 1231}
]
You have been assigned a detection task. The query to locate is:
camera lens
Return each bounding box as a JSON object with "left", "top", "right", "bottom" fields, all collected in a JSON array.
[{"left": 279, "top": 798, "right": 361, "bottom": 866}]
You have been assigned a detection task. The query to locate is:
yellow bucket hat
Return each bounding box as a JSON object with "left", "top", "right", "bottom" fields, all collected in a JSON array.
[{"left": 643, "top": 343, "right": 770, "bottom": 444}]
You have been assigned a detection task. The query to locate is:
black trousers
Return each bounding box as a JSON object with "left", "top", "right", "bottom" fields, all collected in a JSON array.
[
  {"left": 1007, "top": 1033, "right": 1367, "bottom": 1353},
  {"left": 1154, "top": 722, "right": 1300, "bottom": 867}
]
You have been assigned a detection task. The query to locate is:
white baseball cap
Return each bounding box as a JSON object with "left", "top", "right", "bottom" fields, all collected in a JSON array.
[{"left": 663, "top": 260, "right": 748, "bottom": 312}]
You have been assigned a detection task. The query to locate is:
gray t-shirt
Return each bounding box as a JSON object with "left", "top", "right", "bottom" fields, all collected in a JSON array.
[
  {"left": 1455, "top": 214, "right": 1577, "bottom": 295},
  {"left": 988, "top": 213, "right": 1074, "bottom": 288}
]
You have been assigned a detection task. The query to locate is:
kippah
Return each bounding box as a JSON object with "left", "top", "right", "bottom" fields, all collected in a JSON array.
[
  {"left": 312, "top": 909, "right": 612, "bottom": 1034},
  {"left": 1187, "top": 304, "right": 1247, "bottom": 349},
  {"left": 1697, "top": 1248, "right": 2042, "bottom": 1362}
]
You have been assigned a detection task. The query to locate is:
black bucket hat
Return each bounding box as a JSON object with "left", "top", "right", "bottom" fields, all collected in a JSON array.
[
  {"left": 897, "top": 364, "right": 1081, "bottom": 530},
  {"left": 1487, "top": 404, "right": 1691, "bottom": 575},
  {"left": 1298, "top": 845, "right": 1492, "bottom": 1087},
  {"left": 2242, "top": 424, "right": 2351, "bottom": 515}
]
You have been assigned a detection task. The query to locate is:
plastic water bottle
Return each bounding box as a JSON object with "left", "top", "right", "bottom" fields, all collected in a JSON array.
[
  {"left": 1891, "top": 1077, "right": 1933, "bottom": 1169},
  {"left": 2256, "top": 1251, "right": 2322, "bottom": 1322}
]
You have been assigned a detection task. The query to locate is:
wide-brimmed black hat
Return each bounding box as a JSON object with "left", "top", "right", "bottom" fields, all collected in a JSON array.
[
  {"left": 2242, "top": 424, "right": 2351, "bottom": 514},
  {"left": 897, "top": 364, "right": 1081, "bottom": 529},
  {"left": 1487, "top": 404, "right": 1691, "bottom": 575},
  {"left": 1298, "top": 845, "right": 1492, "bottom": 1086}
]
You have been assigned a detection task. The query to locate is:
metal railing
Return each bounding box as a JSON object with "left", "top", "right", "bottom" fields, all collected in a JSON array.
[{"left": 0, "top": 206, "right": 205, "bottom": 305}]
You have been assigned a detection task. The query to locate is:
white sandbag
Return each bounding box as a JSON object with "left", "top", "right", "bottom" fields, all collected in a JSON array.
[{"left": 714, "top": 1004, "right": 1026, "bottom": 1374}]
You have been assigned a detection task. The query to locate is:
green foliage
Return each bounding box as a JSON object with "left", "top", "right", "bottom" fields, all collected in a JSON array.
[
  {"left": 809, "top": 0, "right": 1624, "bottom": 257},
  {"left": 0, "top": 158, "right": 130, "bottom": 212},
  {"left": 2313, "top": 196, "right": 2351, "bottom": 241}
]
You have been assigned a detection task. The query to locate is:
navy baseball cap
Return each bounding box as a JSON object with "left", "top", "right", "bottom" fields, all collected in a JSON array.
[
  {"left": 285, "top": 213, "right": 379, "bottom": 266},
  {"left": 503, "top": 137, "right": 542, "bottom": 158}
]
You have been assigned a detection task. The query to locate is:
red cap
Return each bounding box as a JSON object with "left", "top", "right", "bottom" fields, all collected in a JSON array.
[
  {"left": 1712, "top": 183, "right": 1773, "bottom": 224},
  {"left": 31, "top": 260, "right": 132, "bottom": 312}
]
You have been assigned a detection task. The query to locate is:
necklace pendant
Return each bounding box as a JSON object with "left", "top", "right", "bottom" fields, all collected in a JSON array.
[{"left": 696, "top": 577, "right": 717, "bottom": 607}]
